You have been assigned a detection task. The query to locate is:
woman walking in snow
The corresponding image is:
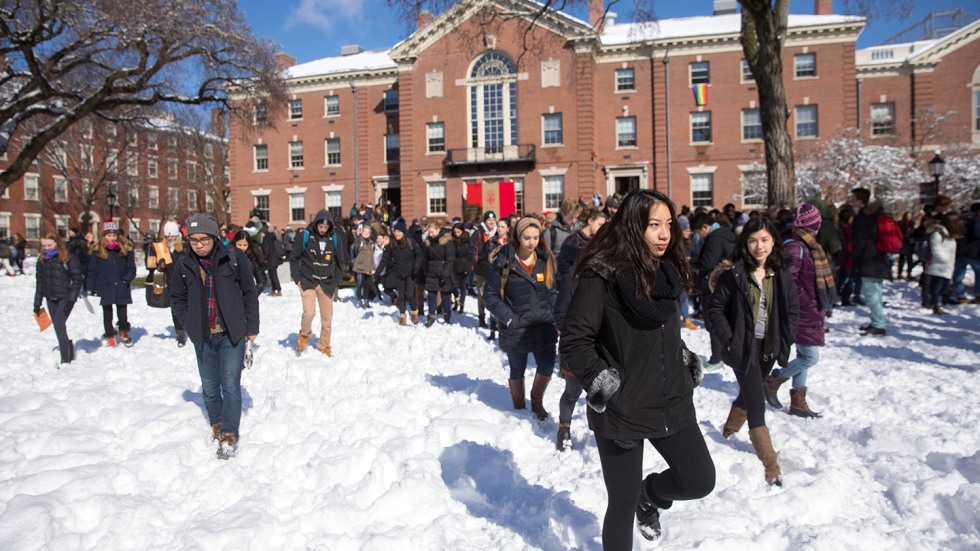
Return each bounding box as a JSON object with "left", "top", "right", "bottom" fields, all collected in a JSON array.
[
  {"left": 88, "top": 221, "right": 137, "bottom": 347},
  {"left": 34, "top": 232, "right": 84, "bottom": 364},
  {"left": 486, "top": 216, "right": 558, "bottom": 422},
  {"left": 924, "top": 212, "right": 960, "bottom": 315},
  {"left": 153, "top": 221, "right": 189, "bottom": 346},
  {"left": 381, "top": 219, "right": 422, "bottom": 325},
  {"left": 351, "top": 224, "right": 376, "bottom": 308},
  {"left": 450, "top": 222, "right": 474, "bottom": 313},
  {"left": 561, "top": 190, "right": 712, "bottom": 547},
  {"left": 705, "top": 216, "right": 799, "bottom": 486},
  {"left": 422, "top": 220, "right": 455, "bottom": 327},
  {"left": 233, "top": 232, "right": 268, "bottom": 295}
]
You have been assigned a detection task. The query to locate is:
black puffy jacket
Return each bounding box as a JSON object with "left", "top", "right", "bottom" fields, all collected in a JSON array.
[
  {"left": 423, "top": 231, "right": 455, "bottom": 292},
  {"left": 382, "top": 239, "right": 422, "bottom": 282},
  {"left": 484, "top": 244, "right": 558, "bottom": 355},
  {"left": 693, "top": 226, "right": 735, "bottom": 295},
  {"left": 34, "top": 254, "right": 84, "bottom": 310}
]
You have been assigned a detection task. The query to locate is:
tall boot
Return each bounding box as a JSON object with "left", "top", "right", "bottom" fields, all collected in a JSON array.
[
  {"left": 60, "top": 341, "right": 73, "bottom": 364},
  {"left": 789, "top": 387, "right": 822, "bottom": 418},
  {"left": 748, "top": 426, "right": 782, "bottom": 486},
  {"left": 176, "top": 329, "right": 187, "bottom": 347},
  {"left": 763, "top": 374, "right": 787, "bottom": 409},
  {"left": 721, "top": 404, "right": 747, "bottom": 439},
  {"left": 508, "top": 378, "right": 526, "bottom": 410},
  {"left": 530, "top": 373, "right": 551, "bottom": 420}
]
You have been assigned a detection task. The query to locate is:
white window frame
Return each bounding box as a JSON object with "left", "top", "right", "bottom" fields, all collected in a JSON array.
[
  {"left": 0, "top": 212, "right": 10, "bottom": 236},
  {"left": 126, "top": 151, "right": 138, "bottom": 176},
  {"left": 289, "top": 192, "right": 306, "bottom": 224},
  {"left": 254, "top": 144, "right": 268, "bottom": 171},
  {"left": 24, "top": 173, "right": 39, "bottom": 201},
  {"left": 54, "top": 176, "right": 68, "bottom": 203},
  {"left": 542, "top": 175, "right": 564, "bottom": 210},
  {"left": 289, "top": 99, "right": 303, "bottom": 120},
  {"left": 427, "top": 181, "right": 447, "bottom": 216},
  {"left": 147, "top": 133, "right": 158, "bottom": 150},
  {"left": 128, "top": 218, "right": 141, "bottom": 243},
  {"left": 254, "top": 103, "right": 268, "bottom": 125},
  {"left": 186, "top": 161, "right": 197, "bottom": 182},
  {"left": 127, "top": 184, "right": 139, "bottom": 208},
  {"left": 794, "top": 53, "right": 817, "bottom": 79},
  {"left": 740, "top": 59, "right": 753, "bottom": 83},
  {"left": 796, "top": 105, "right": 818, "bottom": 139},
  {"left": 81, "top": 144, "right": 94, "bottom": 171},
  {"left": 542, "top": 113, "right": 562, "bottom": 146},
  {"left": 427, "top": 123, "right": 445, "bottom": 153},
  {"left": 289, "top": 141, "right": 304, "bottom": 169},
  {"left": 691, "top": 111, "right": 712, "bottom": 144},
  {"left": 615, "top": 68, "right": 635, "bottom": 92},
  {"left": 148, "top": 157, "right": 159, "bottom": 179},
  {"left": 55, "top": 215, "right": 70, "bottom": 239},
  {"left": 205, "top": 192, "right": 214, "bottom": 213},
  {"left": 168, "top": 159, "right": 178, "bottom": 180},
  {"left": 690, "top": 173, "right": 714, "bottom": 208},
  {"left": 871, "top": 102, "right": 896, "bottom": 137},
  {"left": 742, "top": 108, "right": 763, "bottom": 142},
  {"left": 24, "top": 213, "right": 42, "bottom": 239},
  {"left": 188, "top": 190, "right": 197, "bottom": 210},
  {"left": 325, "top": 138, "right": 341, "bottom": 166},
  {"left": 616, "top": 116, "right": 637, "bottom": 148},
  {"left": 324, "top": 188, "right": 344, "bottom": 219},
  {"left": 324, "top": 95, "right": 340, "bottom": 117},
  {"left": 149, "top": 186, "right": 159, "bottom": 209},
  {"left": 690, "top": 61, "right": 710, "bottom": 85},
  {"left": 204, "top": 143, "right": 213, "bottom": 159},
  {"left": 148, "top": 219, "right": 161, "bottom": 236},
  {"left": 252, "top": 192, "right": 270, "bottom": 221},
  {"left": 168, "top": 188, "right": 179, "bottom": 211}
]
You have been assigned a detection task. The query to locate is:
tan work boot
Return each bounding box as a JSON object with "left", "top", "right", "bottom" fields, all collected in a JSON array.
[
  {"left": 399, "top": 313, "right": 407, "bottom": 326},
  {"left": 721, "top": 404, "right": 747, "bottom": 439},
  {"left": 319, "top": 345, "right": 332, "bottom": 357},
  {"left": 297, "top": 333, "right": 310, "bottom": 354}
]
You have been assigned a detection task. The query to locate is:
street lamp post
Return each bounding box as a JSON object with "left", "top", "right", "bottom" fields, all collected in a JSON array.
[
  {"left": 928, "top": 152, "right": 946, "bottom": 196},
  {"left": 106, "top": 185, "right": 117, "bottom": 221},
  {"left": 349, "top": 76, "right": 359, "bottom": 211}
]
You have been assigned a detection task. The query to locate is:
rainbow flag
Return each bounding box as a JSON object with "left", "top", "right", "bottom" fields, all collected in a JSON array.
[{"left": 693, "top": 83, "right": 708, "bottom": 106}]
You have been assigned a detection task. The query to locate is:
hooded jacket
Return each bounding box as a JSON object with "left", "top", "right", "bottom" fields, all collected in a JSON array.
[
  {"left": 484, "top": 243, "right": 558, "bottom": 355},
  {"left": 88, "top": 248, "right": 136, "bottom": 306},
  {"left": 34, "top": 254, "right": 84, "bottom": 310},
  {"left": 289, "top": 209, "right": 348, "bottom": 293},
  {"left": 693, "top": 225, "right": 736, "bottom": 295},
  {"left": 851, "top": 200, "right": 890, "bottom": 279},
  {"left": 423, "top": 229, "right": 455, "bottom": 292}
]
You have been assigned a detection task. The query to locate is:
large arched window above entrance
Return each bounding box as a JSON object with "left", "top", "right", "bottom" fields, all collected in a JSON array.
[{"left": 468, "top": 51, "right": 518, "bottom": 150}]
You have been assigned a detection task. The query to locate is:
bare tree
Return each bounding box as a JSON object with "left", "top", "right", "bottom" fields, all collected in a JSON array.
[
  {"left": 168, "top": 108, "right": 230, "bottom": 225},
  {"left": 0, "top": 0, "right": 287, "bottom": 195}
]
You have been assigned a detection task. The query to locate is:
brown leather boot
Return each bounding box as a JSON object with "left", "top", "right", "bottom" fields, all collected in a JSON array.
[
  {"left": 399, "top": 313, "right": 407, "bottom": 326},
  {"left": 749, "top": 426, "right": 782, "bottom": 486},
  {"left": 410, "top": 310, "right": 419, "bottom": 325},
  {"left": 721, "top": 404, "right": 747, "bottom": 439},
  {"left": 530, "top": 373, "right": 551, "bottom": 420},
  {"left": 764, "top": 374, "right": 788, "bottom": 408},
  {"left": 789, "top": 387, "right": 822, "bottom": 418},
  {"left": 297, "top": 333, "right": 310, "bottom": 353},
  {"left": 508, "top": 378, "right": 526, "bottom": 410},
  {"left": 211, "top": 422, "right": 222, "bottom": 441},
  {"left": 318, "top": 345, "right": 332, "bottom": 357}
]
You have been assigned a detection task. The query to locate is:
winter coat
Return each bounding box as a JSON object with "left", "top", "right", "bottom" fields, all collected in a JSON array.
[
  {"left": 0, "top": 238, "right": 11, "bottom": 259},
  {"left": 851, "top": 201, "right": 890, "bottom": 279},
  {"left": 382, "top": 238, "right": 422, "bottom": 284},
  {"left": 964, "top": 216, "right": 980, "bottom": 260},
  {"left": 452, "top": 237, "right": 474, "bottom": 286},
  {"left": 554, "top": 229, "right": 590, "bottom": 328},
  {"left": 784, "top": 235, "right": 826, "bottom": 346},
  {"left": 423, "top": 231, "right": 455, "bottom": 292},
  {"left": 352, "top": 236, "right": 375, "bottom": 275},
  {"left": 925, "top": 226, "right": 956, "bottom": 279},
  {"left": 704, "top": 260, "right": 799, "bottom": 373},
  {"left": 88, "top": 248, "right": 136, "bottom": 306},
  {"left": 838, "top": 221, "right": 853, "bottom": 270},
  {"left": 34, "top": 254, "right": 84, "bottom": 310},
  {"left": 289, "top": 209, "right": 348, "bottom": 294},
  {"left": 261, "top": 233, "right": 284, "bottom": 268},
  {"left": 560, "top": 269, "right": 695, "bottom": 440},
  {"left": 484, "top": 243, "right": 558, "bottom": 355},
  {"left": 693, "top": 225, "right": 736, "bottom": 295},
  {"left": 547, "top": 216, "right": 579, "bottom": 254},
  {"left": 471, "top": 224, "right": 496, "bottom": 277},
  {"left": 170, "top": 245, "right": 259, "bottom": 348}
]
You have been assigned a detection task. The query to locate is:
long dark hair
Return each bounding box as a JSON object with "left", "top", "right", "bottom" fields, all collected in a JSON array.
[
  {"left": 574, "top": 189, "right": 692, "bottom": 296},
  {"left": 732, "top": 216, "right": 787, "bottom": 271}
]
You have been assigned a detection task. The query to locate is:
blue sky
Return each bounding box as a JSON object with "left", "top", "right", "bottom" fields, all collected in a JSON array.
[{"left": 237, "top": 0, "right": 977, "bottom": 64}]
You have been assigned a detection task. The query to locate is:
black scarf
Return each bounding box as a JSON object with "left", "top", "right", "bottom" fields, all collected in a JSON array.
[{"left": 615, "top": 261, "right": 683, "bottom": 328}]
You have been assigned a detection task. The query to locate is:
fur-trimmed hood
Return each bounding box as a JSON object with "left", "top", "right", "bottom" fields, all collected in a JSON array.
[{"left": 708, "top": 259, "right": 734, "bottom": 293}]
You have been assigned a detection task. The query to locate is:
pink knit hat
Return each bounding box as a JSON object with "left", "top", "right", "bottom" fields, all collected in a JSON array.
[{"left": 793, "top": 203, "right": 821, "bottom": 232}]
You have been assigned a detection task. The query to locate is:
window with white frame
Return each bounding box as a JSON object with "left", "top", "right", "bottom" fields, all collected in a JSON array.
[
  {"left": 795, "top": 53, "right": 816, "bottom": 78},
  {"left": 385, "top": 134, "right": 400, "bottom": 162},
  {"left": 188, "top": 190, "right": 197, "bottom": 210},
  {"left": 254, "top": 103, "right": 268, "bottom": 124},
  {"left": 691, "top": 173, "right": 713, "bottom": 207},
  {"left": 468, "top": 51, "right": 519, "bottom": 152},
  {"left": 616, "top": 68, "right": 635, "bottom": 91},
  {"left": 0, "top": 213, "right": 9, "bottom": 236},
  {"left": 289, "top": 141, "right": 304, "bottom": 168},
  {"left": 126, "top": 133, "right": 138, "bottom": 148},
  {"left": 326, "top": 190, "right": 343, "bottom": 219},
  {"left": 543, "top": 114, "right": 562, "bottom": 145},
  {"left": 616, "top": 116, "right": 637, "bottom": 147},
  {"left": 427, "top": 181, "right": 446, "bottom": 215},
  {"left": 204, "top": 143, "right": 213, "bottom": 158},
  {"left": 126, "top": 151, "right": 138, "bottom": 176},
  {"left": 148, "top": 219, "right": 161, "bottom": 236},
  {"left": 168, "top": 159, "right": 178, "bottom": 180},
  {"left": 148, "top": 133, "right": 158, "bottom": 150},
  {"left": 185, "top": 142, "right": 195, "bottom": 157},
  {"left": 128, "top": 219, "right": 140, "bottom": 242},
  {"left": 108, "top": 125, "right": 117, "bottom": 138},
  {"left": 975, "top": 91, "right": 980, "bottom": 131},
  {"left": 325, "top": 138, "right": 341, "bottom": 165},
  {"left": 168, "top": 135, "right": 177, "bottom": 149},
  {"left": 128, "top": 184, "right": 139, "bottom": 208},
  {"left": 107, "top": 148, "right": 119, "bottom": 174},
  {"left": 740, "top": 59, "right": 753, "bottom": 82},
  {"left": 742, "top": 108, "right": 762, "bottom": 140},
  {"left": 543, "top": 175, "right": 564, "bottom": 210},
  {"left": 253, "top": 194, "right": 270, "bottom": 220},
  {"left": 168, "top": 188, "right": 179, "bottom": 211},
  {"left": 82, "top": 179, "right": 92, "bottom": 199},
  {"left": 53, "top": 141, "right": 67, "bottom": 167},
  {"left": 205, "top": 193, "right": 214, "bottom": 212},
  {"left": 54, "top": 177, "right": 68, "bottom": 202},
  {"left": 384, "top": 90, "right": 399, "bottom": 112},
  {"left": 254, "top": 144, "right": 268, "bottom": 171},
  {"left": 325, "top": 95, "right": 340, "bottom": 116},
  {"left": 871, "top": 102, "right": 896, "bottom": 136},
  {"left": 81, "top": 144, "right": 94, "bottom": 171},
  {"left": 691, "top": 111, "right": 712, "bottom": 143},
  {"left": 690, "top": 61, "right": 710, "bottom": 85},
  {"left": 148, "top": 157, "right": 158, "bottom": 178},
  {"left": 55, "top": 215, "right": 70, "bottom": 239},
  {"left": 25, "top": 214, "right": 41, "bottom": 239},
  {"left": 427, "top": 123, "right": 445, "bottom": 153},
  {"left": 149, "top": 186, "right": 159, "bottom": 209},
  {"left": 796, "top": 105, "right": 818, "bottom": 138},
  {"left": 186, "top": 161, "right": 196, "bottom": 182},
  {"left": 80, "top": 120, "right": 93, "bottom": 139},
  {"left": 290, "top": 193, "right": 305, "bottom": 222},
  {"left": 24, "top": 173, "right": 39, "bottom": 201},
  {"left": 289, "top": 99, "right": 303, "bottom": 120}
]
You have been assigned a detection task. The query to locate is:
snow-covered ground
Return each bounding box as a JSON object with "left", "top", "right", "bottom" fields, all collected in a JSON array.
[{"left": 1, "top": 262, "right": 978, "bottom": 551}]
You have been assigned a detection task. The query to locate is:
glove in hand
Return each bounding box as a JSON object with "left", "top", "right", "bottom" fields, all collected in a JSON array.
[
  {"left": 586, "top": 368, "right": 621, "bottom": 413},
  {"left": 682, "top": 346, "right": 704, "bottom": 387}
]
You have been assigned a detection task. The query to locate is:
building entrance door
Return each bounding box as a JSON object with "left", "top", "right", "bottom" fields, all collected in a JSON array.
[{"left": 615, "top": 176, "right": 640, "bottom": 196}]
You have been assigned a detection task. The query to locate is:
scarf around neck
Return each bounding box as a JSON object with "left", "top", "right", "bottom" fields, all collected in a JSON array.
[
  {"left": 793, "top": 228, "right": 838, "bottom": 309},
  {"left": 615, "top": 261, "right": 683, "bottom": 328},
  {"left": 198, "top": 254, "right": 218, "bottom": 331}
]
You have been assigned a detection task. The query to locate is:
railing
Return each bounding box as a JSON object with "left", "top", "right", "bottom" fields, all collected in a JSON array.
[{"left": 445, "top": 144, "right": 535, "bottom": 167}]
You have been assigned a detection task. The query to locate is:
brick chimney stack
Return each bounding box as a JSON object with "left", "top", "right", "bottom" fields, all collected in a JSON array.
[
  {"left": 814, "top": 0, "right": 833, "bottom": 15},
  {"left": 589, "top": 0, "right": 604, "bottom": 32},
  {"left": 417, "top": 9, "right": 434, "bottom": 30},
  {"left": 274, "top": 52, "right": 296, "bottom": 70}
]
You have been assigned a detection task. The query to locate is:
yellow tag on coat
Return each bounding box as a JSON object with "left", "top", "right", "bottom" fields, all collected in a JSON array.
[
  {"left": 325, "top": 253, "right": 332, "bottom": 261},
  {"left": 536, "top": 273, "right": 544, "bottom": 282}
]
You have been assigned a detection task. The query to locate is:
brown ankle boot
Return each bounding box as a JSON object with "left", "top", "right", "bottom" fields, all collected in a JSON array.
[
  {"left": 297, "top": 333, "right": 310, "bottom": 353},
  {"left": 530, "top": 373, "right": 551, "bottom": 420},
  {"left": 508, "top": 378, "right": 526, "bottom": 410},
  {"left": 410, "top": 310, "right": 419, "bottom": 325},
  {"left": 721, "top": 404, "right": 747, "bottom": 439},
  {"left": 399, "top": 313, "right": 407, "bottom": 326},
  {"left": 764, "top": 374, "right": 787, "bottom": 408},
  {"left": 749, "top": 426, "right": 782, "bottom": 486},
  {"left": 789, "top": 387, "right": 822, "bottom": 418}
]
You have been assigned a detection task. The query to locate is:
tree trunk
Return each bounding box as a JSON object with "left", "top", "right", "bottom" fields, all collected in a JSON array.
[{"left": 739, "top": 0, "right": 797, "bottom": 208}]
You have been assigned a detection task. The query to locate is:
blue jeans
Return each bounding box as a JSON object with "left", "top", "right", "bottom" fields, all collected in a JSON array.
[
  {"left": 775, "top": 344, "right": 819, "bottom": 389},
  {"left": 679, "top": 291, "right": 691, "bottom": 319},
  {"left": 507, "top": 344, "right": 556, "bottom": 379},
  {"left": 953, "top": 257, "right": 980, "bottom": 298},
  {"left": 929, "top": 276, "right": 951, "bottom": 307},
  {"left": 194, "top": 333, "right": 246, "bottom": 438},
  {"left": 862, "top": 277, "right": 885, "bottom": 329}
]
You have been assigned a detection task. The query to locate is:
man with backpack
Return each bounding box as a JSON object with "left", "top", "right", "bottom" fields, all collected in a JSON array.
[
  {"left": 289, "top": 209, "right": 348, "bottom": 357},
  {"left": 850, "top": 187, "right": 891, "bottom": 336}
]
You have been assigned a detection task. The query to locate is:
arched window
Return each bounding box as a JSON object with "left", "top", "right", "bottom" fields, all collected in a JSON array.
[
  {"left": 972, "top": 64, "right": 980, "bottom": 144},
  {"left": 468, "top": 51, "right": 518, "bottom": 151}
]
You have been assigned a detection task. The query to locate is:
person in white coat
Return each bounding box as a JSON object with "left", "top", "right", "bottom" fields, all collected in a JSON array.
[{"left": 925, "top": 213, "right": 960, "bottom": 315}]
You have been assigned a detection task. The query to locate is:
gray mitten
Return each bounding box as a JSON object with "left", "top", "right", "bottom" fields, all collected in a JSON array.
[
  {"left": 586, "top": 368, "right": 621, "bottom": 413},
  {"left": 682, "top": 346, "right": 704, "bottom": 387}
]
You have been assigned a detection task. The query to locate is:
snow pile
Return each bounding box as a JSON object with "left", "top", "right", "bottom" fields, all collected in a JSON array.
[{"left": 0, "top": 263, "right": 977, "bottom": 550}]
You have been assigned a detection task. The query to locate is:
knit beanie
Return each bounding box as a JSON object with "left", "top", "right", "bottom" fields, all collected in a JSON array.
[
  {"left": 677, "top": 216, "right": 690, "bottom": 231},
  {"left": 483, "top": 210, "right": 496, "bottom": 221},
  {"left": 392, "top": 219, "right": 408, "bottom": 234},
  {"left": 515, "top": 216, "right": 543, "bottom": 243},
  {"left": 102, "top": 220, "right": 119, "bottom": 234},
  {"left": 163, "top": 221, "right": 181, "bottom": 237},
  {"left": 185, "top": 213, "right": 221, "bottom": 239},
  {"left": 793, "top": 203, "right": 822, "bottom": 232}
]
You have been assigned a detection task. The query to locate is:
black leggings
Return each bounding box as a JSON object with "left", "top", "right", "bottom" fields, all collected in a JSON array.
[
  {"left": 733, "top": 338, "right": 776, "bottom": 429},
  {"left": 268, "top": 265, "right": 281, "bottom": 292},
  {"left": 390, "top": 276, "right": 417, "bottom": 314},
  {"left": 47, "top": 298, "right": 74, "bottom": 361},
  {"left": 102, "top": 304, "right": 130, "bottom": 336},
  {"left": 595, "top": 423, "right": 715, "bottom": 551}
]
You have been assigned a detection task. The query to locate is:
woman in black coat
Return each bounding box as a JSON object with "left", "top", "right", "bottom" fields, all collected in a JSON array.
[
  {"left": 560, "top": 190, "right": 713, "bottom": 548},
  {"left": 485, "top": 216, "right": 558, "bottom": 421},
  {"left": 88, "top": 221, "right": 137, "bottom": 347},
  {"left": 704, "top": 216, "right": 799, "bottom": 486},
  {"left": 34, "top": 232, "right": 84, "bottom": 364},
  {"left": 422, "top": 221, "right": 455, "bottom": 326},
  {"left": 381, "top": 219, "right": 422, "bottom": 325},
  {"left": 450, "top": 222, "right": 474, "bottom": 313}
]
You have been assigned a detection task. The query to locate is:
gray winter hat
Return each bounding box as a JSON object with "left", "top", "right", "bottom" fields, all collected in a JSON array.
[{"left": 185, "top": 213, "right": 220, "bottom": 239}]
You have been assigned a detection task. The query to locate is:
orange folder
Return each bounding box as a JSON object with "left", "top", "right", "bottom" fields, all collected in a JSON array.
[
  {"left": 153, "top": 241, "right": 173, "bottom": 265},
  {"left": 35, "top": 308, "right": 52, "bottom": 332}
]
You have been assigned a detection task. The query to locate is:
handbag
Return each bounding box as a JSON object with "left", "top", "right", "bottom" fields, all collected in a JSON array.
[
  {"left": 145, "top": 280, "right": 171, "bottom": 308},
  {"left": 34, "top": 307, "right": 52, "bottom": 331}
]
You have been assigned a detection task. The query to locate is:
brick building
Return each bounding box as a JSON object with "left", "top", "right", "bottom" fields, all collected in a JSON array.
[{"left": 222, "top": 0, "right": 972, "bottom": 226}]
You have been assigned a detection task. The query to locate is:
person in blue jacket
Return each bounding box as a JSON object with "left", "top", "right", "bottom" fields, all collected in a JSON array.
[{"left": 88, "top": 220, "right": 137, "bottom": 347}]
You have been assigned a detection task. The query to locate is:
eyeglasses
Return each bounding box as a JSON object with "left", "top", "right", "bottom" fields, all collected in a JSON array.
[{"left": 189, "top": 237, "right": 214, "bottom": 246}]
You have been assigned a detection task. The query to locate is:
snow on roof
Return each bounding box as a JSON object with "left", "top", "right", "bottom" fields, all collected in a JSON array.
[
  {"left": 287, "top": 49, "right": 397, "bottom": 80},
  {"left": 856, "top": 18, "right": 980, "bottom": 65},
  {"left": 601, "top": 13, "right": 865, "bottom": 46}
]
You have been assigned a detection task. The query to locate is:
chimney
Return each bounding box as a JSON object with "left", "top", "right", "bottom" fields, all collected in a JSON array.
[
  {"left": 814, "top": 0, "right": 832, "bottom": 15},
  {"left": 417, "top": 9, "right": 434, "bottom": 30},
  {"left": 210, "top": 108, "right": 227, "bottom": 135},
  {"left": 589, "top": 0, "right": 604, "bottom": 32},
  {"left": 713, "top": 0, "right": 737, "bottom": 15},
  {"left": 274, "top": 52, "right": 296, "bottom": 70},
  {"left": 341, "top": 45, "right": 364, "bottom": 57}
]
